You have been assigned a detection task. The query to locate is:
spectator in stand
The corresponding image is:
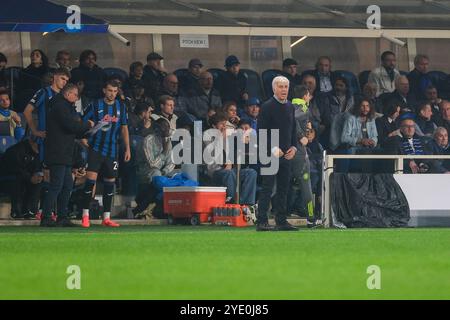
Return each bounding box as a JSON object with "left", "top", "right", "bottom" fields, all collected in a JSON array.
[
  {"left": 70, "top": 75, "right": 91, "bottom": 116},
  {"left": 128, "top": 101, "right": 154, "bottom": 137},
  {"left": 341, "top": 99, "right": 378, "bottom": 152},
  {"left": 16, "top": 49, "right": 50, "bottom": 112},
  {"left": 52, "top": 50, "right": 72, "bottom": 71},
  {"left": 215, "top": 55, "right": 248, "bottom": 109},
  {"left": 376, "top": 103, "right": 401, "bottom": 149},
  {"left": 155, "top": 74, "right": 180, "bottom": 111},
  {"left": 439, "top": 100, "right": 450, "bottom": 135},
  {"left": 368, "top": 51, "right": 401, "bottom": 97},
  {"left": 282, "top": 58, "right": 302, "bottom": 99},
  {"left": 361, "top": 82, "right": 383, "bottom": 114},
  {"left": 416, "top": 102, "right": 437, "bottom": 138},
  {"left": 0, "top": 53, "right": 7, "bottom": 89},
  {"left": 206, "top": 113, "right": 257, "bottom": 205},
  {"left": 428, "top": 127, "right": 450, "bottom": 173},
  {"left": 151, "top": 95, "right": 177, "bottom": 135},
  {"left": 385, "top": 113, "right": 434, "bottom": 174},
  {"left": 380, "top": 75, "right": 417, "bottom": 113},
  {"left": 179, "top": 58, "right": 203, "bottom": 95},
  {"left": 71, "top": 50, "right": 106, "bottom": 100},
  {"left": 425, "top": 85, "right": 443, "bottom": 124},
  {"left": 143, "top": 52, "right": 167, "bottom": 102},
  {"left": 123, "top": 61, "right": 145, "bottom": 98},
  {"left": 222, "top": 101, "right": 240, "bottom": 130},
  {"left": 178, "top": 71, "right": 222, "bottom": 122},
  {"left": 408, "top": 54, "right": 432, "bottom": 102},
  {"left": 0, "top": 136, "right": 42, "bottom": 219},
  {"left": 240, "top": 97, "right": 260, "bottom": 130},
  {"left": 300, "top": 75, "right": 322, "bottom": 133},
  {"left": 0, "top": 90, "right": 24, "bottom": 140},
  {"left": 133, "top": 118, "right": 175, "bottom": 218},
  {"left": 310, "top": 56, "right": 335, "bottom": 94}
]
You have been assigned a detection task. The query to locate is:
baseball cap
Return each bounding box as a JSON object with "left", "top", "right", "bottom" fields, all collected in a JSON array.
[
  {"left": 188, "top": 58, "right": 203, "bottom": 68},
  {"left": 225, "top": 55, "right": 240, "bottom": 68},
  {"left": 146, "top": 52, "right": 163, "bottom": 61},
  {"left": 247, "top": 97, "right": 261, "bottom": 107}
]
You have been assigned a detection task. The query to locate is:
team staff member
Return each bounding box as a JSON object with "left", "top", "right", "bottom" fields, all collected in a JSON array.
[
  {"left": 41, "top": 84, "right": 93, "bottom": 227},
  {"left": 256, "top": 76, "right": 298, "bottom": 232},
  {"left": 81, "top": 80, "right": 131, "bottom": 228}
]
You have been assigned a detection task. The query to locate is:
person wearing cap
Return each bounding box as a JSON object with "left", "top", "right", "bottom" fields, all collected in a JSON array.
[
  {"left": 178, "top": 71, "right": 222, "bottom": 122},
  {"left": 0, "top": 135, "right": 42, "bottom": 219},
  {"left": 143, "top": 52, "right": 167, "bottom": 102},
  {"left": 179, "top": 58, "right": 204, "bottom": 95},
  {"left": 241, "top": 97, "right": 261, "bottom": 130},
  {"left": 215, "top": 55, "right": 248, "bottom": 109},
  {"left": 282, "top": 58, "right": 302, "bottom": 99},
  {"left": 385, "top": 112, "right": 435, "bottom": 173}
]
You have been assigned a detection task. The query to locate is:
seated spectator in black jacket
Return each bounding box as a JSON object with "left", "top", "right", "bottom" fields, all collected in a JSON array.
[
  {"left": 179, "top": 58, "right": 203, "bottom": 95},
  {"left": 16, "top": 49, "right": 50, "bottom": 112},
  {"left": 408, "top": 54, "right": 432, "bottom": 102},
  {"left": 0, "top": 52, "right": 8, "bottom": 89},
  {"left": 128, "top": 101, "right": 154, "bottom": 137},
  {"left": 52, "top": 50, "right": 72, "bottom": 71},
  {"left": 178, "top": 71, "right": 222, "bottom": 122},
  {"left": 0, "top": 136, "right": 42, "bottom": 219},
  {"left": 143, "top": 52, "right": 167, "bottom": 102},
  {"left": 123, "top": 61, "right": 145, "bottom": 98},
  {"left": 215, "top": 55, "right": 248, "bottom": 109},
  {"left": 376, "top": 103, "right": 401, "bottom": 149},
  {"left": 71, "top": 50, "right": 106, "bottom": 100},
  {"left": 282, "top": 58, "right": 302, "bottom": 99},
  {"left": 310, "top": 56, "right": 335, "bottom": 94},
  {"left": 425, "top": 85, "right": 444, "bottom": 124},
  {"left": 416, "top": 102, "right": 437, "bottom": 137},
  {"left": 155, "top": 74, "right": 180, "bottom": 112},
  {"left": 385, "top": 113, "right": 434, "bottom": 174},
  {"left": 380, "top": 75, "right": 418, "bottom": 113},
  {"left": 428, "top": 127, "right": 450, "bottom": 173}
]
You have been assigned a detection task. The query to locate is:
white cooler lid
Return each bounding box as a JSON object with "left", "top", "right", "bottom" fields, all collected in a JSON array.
[{"left": 163, "top": 186, "right": 227, "bottom": 193}]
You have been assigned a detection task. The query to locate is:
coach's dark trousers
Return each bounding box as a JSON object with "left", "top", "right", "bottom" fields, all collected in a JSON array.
[
  {"left": 257, "top": 157, "right": 292, "bottom": 224},
  {"left": 42, "top": 165, "right": 73, "bottom": 218}
]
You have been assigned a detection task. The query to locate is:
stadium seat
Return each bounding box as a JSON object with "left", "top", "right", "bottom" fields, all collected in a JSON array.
[
  {"left": 358, "top": 70, "right": 371, "bottom": 91},
  {"left": 241, "top": 69, "right": 264, "bottom": 101},
  {"left": 261, "top": 69, "right": 283, "bottom": 98},
  {"left": 103, "top": 67, "right": 128, "bottom": 82},
  {"left": 333, "top": 70, "right": 361, "bottom": 96},
  {"left": 0, "top": 136, "right": 17, "bottom": 154},
  {"left": 207, "top": 68, "right": 226, "bottom": 83},
  {"left": 174, "top": 68, "right": 189, "bottom": 80},
  {"left": 427, "top": 71, "right": 448, "bottom": 97}
]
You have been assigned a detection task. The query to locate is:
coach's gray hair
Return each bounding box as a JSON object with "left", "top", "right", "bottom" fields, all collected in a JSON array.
[
  {"left": 61, "top": 83, "right": 79, "bottom": 96},
  {"left": 272, "top": 75, "right": 289, "bottom": 91}
]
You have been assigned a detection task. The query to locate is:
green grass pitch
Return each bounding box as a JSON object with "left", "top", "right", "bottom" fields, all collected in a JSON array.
[{"left": 0, "top": 226, "right": 449, "bottom": 299}]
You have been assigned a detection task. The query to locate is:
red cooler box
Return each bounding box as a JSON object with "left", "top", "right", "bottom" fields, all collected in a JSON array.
[{"left": 163, "top": 186, "right": 227, "bottom": 225}]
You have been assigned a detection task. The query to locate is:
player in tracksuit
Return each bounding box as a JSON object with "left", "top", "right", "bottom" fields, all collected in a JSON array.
[
  {"left": 80, "top": 80, "right": 131, "bottom": 227},
  {"left": 290, "top": 85, "right": 320, "bottom": 228},
  {"left": 23, "top": 68, "right": 70, "bottom": 220}
]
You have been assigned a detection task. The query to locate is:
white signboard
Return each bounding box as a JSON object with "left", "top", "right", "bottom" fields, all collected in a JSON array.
[{"left": 180, "top": 34, "right": 209, "bottom": 48}]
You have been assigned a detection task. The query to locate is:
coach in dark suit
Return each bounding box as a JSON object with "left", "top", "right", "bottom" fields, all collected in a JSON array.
[
  {"left": 256, "top": 76, "right": 299, "bottom": 231},
  {"left": 41, "top": 83, "right": 93, "bottom": 227}
]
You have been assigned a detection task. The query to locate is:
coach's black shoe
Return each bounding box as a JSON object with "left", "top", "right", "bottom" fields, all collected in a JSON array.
[
  {"left": 275, "top": 221, "right": 299, "bottom": 231},
  {"left": 40, "top": 217, "right": 56, "bottom": 227},
  {"left": 56, "top": 217, "right": 77, "bottom": 227},
  {"left": 256, "top": 222, "right": 274, "bottom": 231},
  {"left": 23, "top": 211, "right": 35, "bottom": 220}
]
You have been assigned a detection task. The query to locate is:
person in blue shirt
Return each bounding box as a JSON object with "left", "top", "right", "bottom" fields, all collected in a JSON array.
[{"left": 80, "top": 80, "right": 131, "bottom": 228}]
